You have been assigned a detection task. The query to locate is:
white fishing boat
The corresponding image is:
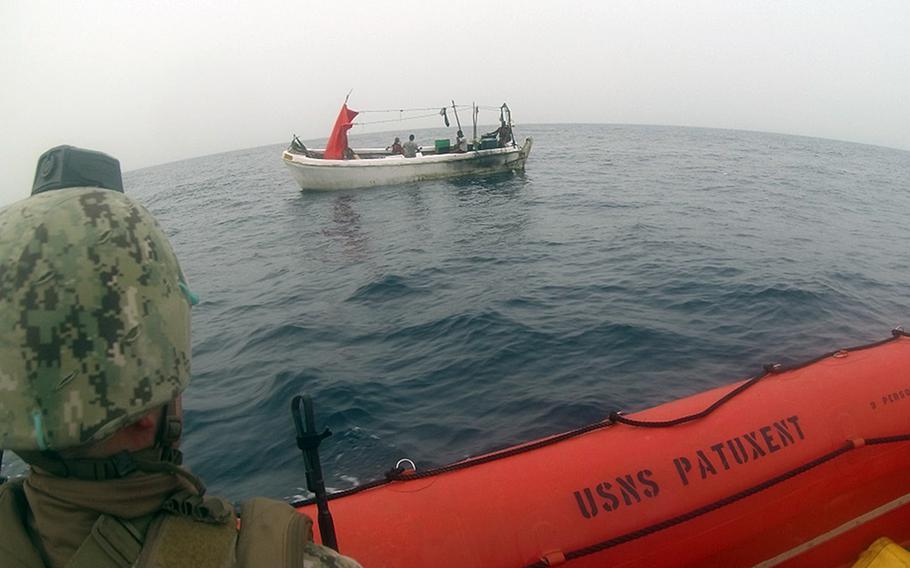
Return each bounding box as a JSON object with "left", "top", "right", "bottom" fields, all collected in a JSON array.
[{"left": 283, "top": 101, "right": 533, "bottom": 191}]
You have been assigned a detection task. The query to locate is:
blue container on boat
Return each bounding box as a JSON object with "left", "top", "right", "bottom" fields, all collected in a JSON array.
[{"left": 480, "top": 137, "right": 499, "bottom": 150}]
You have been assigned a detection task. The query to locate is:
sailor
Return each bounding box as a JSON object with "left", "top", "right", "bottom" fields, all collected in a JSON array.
[
  {"left": 0, "top": 146, "right": 362, "bottom": 568},
  {"left": 496, "top": 122, "right": 512, "bottom": 147},
  {"left": 454, "top": 130, "right": 467, "bottom": 152},
  {"left": 402, "top": 134, "right": 419, "bottom": 158},
  {"left": 386, "top": 137, "right": 403, "bottom": 155}
]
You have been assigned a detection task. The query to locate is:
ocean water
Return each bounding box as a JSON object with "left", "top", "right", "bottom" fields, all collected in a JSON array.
[{"left": 4, "top": 124, "right": 910, "bottom": 504}]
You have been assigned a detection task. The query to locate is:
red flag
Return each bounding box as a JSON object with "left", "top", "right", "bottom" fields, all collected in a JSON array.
[{"left": 323, "top": 103, "right": 359, "bottom": 160}]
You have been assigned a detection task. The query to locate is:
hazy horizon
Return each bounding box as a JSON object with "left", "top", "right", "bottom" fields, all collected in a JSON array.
[
  {"left": 122, "top": 120, "right": 910, "bottom": 176},
  {"left": 3, "top": 1, "right": 909, "bottom": 204}
]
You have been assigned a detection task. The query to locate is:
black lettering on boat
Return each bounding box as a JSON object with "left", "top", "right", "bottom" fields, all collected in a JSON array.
[
  {"left": 744, "top": 431, "right": 767, "bottom": 459},
  {"left": 876, "top": 389, "right": 910, "bottom": 407},
  {"left": 616, "top": 475, "right": 642, "bottom": 506},
  {"left": 710, "top": 443, "right": 732, "bottom": 470},
  {"left": 637, "top": 469, "right": 659, "bottom": 498},
  {"left": 596, "top": 482, "right": 620, "bottom": 512},
  {"left": 574, "top": 488, "right": 598, "bottom": 519},
  {"left": 773, "top": 420, "right": 795, "bottom": 446},
  {"left": 574, "top": 469, "right": 662, "bottom": 520},
  {"left": 674, "top": 456, "right": 692, "bottom": 486},
  {"left": 726, "top": 437, "right": 749, "bottom": 465},
  {"left": 575, "top": 416, "right": 809, "bottom": 516},
  {"left": 786, "top": 415, "right": 805, "bottom": 439},
  {"left": 696, "top": 450, "right": 717, "bottom": 479},
  {"left": 760, "top": 426, "right": 780, "bottom": 453},
  {"left": 672, "top": 415, "right": 808, "bottom": 489}
]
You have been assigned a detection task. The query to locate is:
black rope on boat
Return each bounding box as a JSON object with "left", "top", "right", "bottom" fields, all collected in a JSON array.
[
  {"left": 291, "top": 329, "right": 910, "bottom": 509},
  {"left": 609, "top": 328, "right": 909, "bottom": 429},
  {"left": 357, "top": 106, "right": 472, "bottom": 114},
  {"left": 352, "top": 112, "right": 442, "bottom": 126},
  {"left": 867, "top": 433, "right": 910, "bottom": 445},
  {"left": 353, "top": 106, "right": 508, "bottom": 127},
  {"left": 608, "top": 370, "right": 771, "bottom": 429}
]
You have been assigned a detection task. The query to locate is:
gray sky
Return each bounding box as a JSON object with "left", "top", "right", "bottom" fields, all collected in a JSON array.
[{"left": 2, "top": 1, "right": 908, "bottom": 205}]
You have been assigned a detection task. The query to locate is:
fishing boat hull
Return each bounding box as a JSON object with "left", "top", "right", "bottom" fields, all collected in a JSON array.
[
  {"left": 296, "top": 333, "right": 910, "bottom": 567},
  {"left": 283, "top": 138, "right": 533, "bottom": 191}
]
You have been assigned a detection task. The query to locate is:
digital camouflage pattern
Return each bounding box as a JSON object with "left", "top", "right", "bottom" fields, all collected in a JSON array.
[
  {"left": 0, "top": 188, "right": 191, "bottom": 452},
  {"left": 304, "top": 542, "right": 364, "bottom": 568}
]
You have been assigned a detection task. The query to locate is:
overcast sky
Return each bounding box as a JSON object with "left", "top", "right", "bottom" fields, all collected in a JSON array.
[{"left": 2, "top": 1, "right": 908, "bottom": 205}]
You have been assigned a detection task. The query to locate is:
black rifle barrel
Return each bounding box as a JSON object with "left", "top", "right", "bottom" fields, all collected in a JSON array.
[{"left": 291, "top": 395, "right": 338, "bottom": 551}]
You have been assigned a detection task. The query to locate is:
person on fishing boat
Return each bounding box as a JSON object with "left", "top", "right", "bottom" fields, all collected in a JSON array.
[
  {"left": 0, "top": 146, "right": 362, "bottom": 568},
  {"left": 497, "top": 122, "right": 512, "bottom": 147},
  {"left": 387, "top": 137, "right": 403, "bottom": 155},
  {"left": 454, "top": 130, "right": 467, "bottom": 152},
  {"left": 402, "top": 134, "right": 419, "bottom": 158}
]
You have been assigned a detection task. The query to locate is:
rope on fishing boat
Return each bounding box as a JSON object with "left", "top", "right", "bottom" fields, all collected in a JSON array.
[
  {"left": 352, "top": 112, "right": 442, "bottom": 126},
  {"left": 352, "top": 104, "right": 505, "bottom": 126},
  {"left": 357, "top": 105, "right": 473, "bottom": 114},
  {"left": 357, "top": 105, "right": 502, "bottom": 113}
]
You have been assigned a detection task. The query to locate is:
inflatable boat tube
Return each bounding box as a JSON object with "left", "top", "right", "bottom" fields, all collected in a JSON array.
[{"left": 296, "top": 331, "right": 910, "bottom": 567}]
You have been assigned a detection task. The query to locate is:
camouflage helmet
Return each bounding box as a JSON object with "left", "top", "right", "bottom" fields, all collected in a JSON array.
[{"left": 0, "top": 188, "right": 192, "bottom": 452}]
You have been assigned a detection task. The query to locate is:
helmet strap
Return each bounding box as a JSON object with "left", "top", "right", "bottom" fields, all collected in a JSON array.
[
  {"left": 157, "top": 399, "right": 183, "bottom": 453},
  {"left": 16, "top": 400, "right": 205, "bottom": 495}
]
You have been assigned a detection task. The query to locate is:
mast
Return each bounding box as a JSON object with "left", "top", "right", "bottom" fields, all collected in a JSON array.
[
  {"left": 451, "top": 100, "right": 463, "bottom": 134},
  {"left": 472, "top": 102, "right": 478, "bottom": 146}
]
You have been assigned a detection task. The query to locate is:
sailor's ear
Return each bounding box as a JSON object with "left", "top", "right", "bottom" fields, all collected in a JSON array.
[{"left": 131, "top": 411, "right": 159, "bottom": 431}]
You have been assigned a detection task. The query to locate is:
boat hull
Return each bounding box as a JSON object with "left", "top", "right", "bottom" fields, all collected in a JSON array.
[
  {"left": 296, "top": 335, "right": 910, "bottom": 567},
  {"left": 283, "top": 138, "right": 533, "bottom": 191}
]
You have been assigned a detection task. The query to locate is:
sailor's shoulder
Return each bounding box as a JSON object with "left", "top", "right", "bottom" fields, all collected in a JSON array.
[
  {"left": 0, "top": 479, "right": 45, "bottom": 568},
  {"left": 303, "top": 541, "right": 364, "bottom": 568}
]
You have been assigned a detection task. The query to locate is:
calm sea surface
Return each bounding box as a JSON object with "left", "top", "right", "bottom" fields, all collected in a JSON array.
[{"left": 5, "top": 124, "right": 910, "bottom": 503}]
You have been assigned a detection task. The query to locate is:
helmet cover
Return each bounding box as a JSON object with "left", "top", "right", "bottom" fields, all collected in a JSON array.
[{"left": 0, "top": 188, "right": 191, "bottom": 451}]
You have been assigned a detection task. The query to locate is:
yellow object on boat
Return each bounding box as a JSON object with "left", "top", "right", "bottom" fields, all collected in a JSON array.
[{"left": 853, "top": 538, "right": 910, "bottom": 568}]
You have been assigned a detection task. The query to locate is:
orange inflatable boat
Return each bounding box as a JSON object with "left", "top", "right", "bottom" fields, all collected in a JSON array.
[{"left": 296, "top": 331, "right": 910, "bottom": 567}]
